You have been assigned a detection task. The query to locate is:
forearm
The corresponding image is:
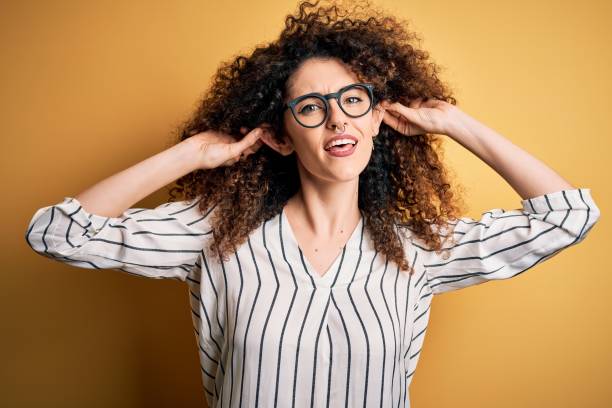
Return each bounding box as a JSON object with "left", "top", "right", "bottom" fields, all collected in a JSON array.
[
  {"left": 448, "top": 113, "right": 575, "bottom": 200},
  {"left": 74, "top": 139, "right": 201, "bottom": 217}
]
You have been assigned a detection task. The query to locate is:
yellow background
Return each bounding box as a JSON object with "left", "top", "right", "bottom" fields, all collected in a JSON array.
[{"left": 2, "top": 0, "right": 610, "bottom": 407}]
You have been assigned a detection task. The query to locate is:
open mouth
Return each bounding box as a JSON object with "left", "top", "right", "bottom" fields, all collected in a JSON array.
[{"left": 324, "top": 141, "right": 358, "bottom": 157}]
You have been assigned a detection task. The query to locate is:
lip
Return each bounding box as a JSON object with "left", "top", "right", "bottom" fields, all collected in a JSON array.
[
  {"left": 325, "top": 141, "right": 357, "bottom": 157},
  {"left": 323, "top": 133, "right": 359, "bottom": 150}
]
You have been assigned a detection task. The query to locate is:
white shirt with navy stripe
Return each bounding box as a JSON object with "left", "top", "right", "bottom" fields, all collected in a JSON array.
[{"left": 25, "top": 187, "right": 600, "bottom": 408}]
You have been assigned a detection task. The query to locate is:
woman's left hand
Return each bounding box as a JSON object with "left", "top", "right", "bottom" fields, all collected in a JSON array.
[{"left": 380, "top": 97, "right": 465, "bottom": 137}]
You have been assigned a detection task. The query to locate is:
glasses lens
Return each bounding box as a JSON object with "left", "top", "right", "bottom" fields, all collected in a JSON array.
[
  {"left": 294, "top": 96, "right": 327, "bottom": 127},
  {"left": 293, "top": 85, "right": 372, "bottom": 127},
  {"left": 340, "top": 85, "right": 371, "bottom": 117}
]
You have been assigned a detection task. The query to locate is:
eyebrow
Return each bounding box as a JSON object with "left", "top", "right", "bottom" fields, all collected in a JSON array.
[{"left": 289, "top": 83, "right": 355, "bottom": 100}]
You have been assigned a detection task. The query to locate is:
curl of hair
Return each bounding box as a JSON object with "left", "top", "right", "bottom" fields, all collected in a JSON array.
[{"left": 168, "top": 0, "right": 468, "bottom": 275}]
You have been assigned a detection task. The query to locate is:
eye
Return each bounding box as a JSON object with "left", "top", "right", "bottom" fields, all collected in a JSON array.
[
  {"left": 298, "top": 104, "right": 322, "bottom": 114},
  {"left": 344, "top": 96, "right": 363, "bottom": 104}
]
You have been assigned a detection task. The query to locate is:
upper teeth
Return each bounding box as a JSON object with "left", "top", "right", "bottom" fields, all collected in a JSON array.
[{"left": 325, "top": 139, "right": 356, "bottom": 150}]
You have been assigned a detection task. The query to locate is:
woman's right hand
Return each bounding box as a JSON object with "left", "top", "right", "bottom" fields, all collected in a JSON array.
[{"left": 188, "top": 126, "right": 267, "bottom": 170}]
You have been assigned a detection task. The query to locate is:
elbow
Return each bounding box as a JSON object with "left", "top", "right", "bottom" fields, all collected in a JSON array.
[
  {"left": 24, "top": 215, "right": 46, "bottom": 255},
  {"left": 24, "top": 229, "right": 37, "bottom": 253},
  {"left": 579, "top": 205, "right": 601, "bottom": 240},
  {"left": 24, "top": 229, "right": 51, "bottom": 257}
]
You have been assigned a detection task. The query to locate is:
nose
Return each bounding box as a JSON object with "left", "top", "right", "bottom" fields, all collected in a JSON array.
[{"left": 326, "top": 97, "right": 349, "bottom": 130}]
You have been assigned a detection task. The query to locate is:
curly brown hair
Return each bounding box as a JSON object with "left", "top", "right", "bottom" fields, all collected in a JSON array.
[{"left": 167, "top": 0, "right": 467, "bottom": 275}]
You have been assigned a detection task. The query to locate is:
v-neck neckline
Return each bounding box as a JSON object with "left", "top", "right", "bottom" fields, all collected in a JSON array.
[{"left": 280, "top": 205, "right": 364, "bottom": 286}]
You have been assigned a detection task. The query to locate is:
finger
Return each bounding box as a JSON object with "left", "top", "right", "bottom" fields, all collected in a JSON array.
[
  {"left": 408, "top": 97, "right": 423, "bottom": 109},
  {"left": 383, "top": 110, "right": 400, "bottom": 129},
  {"left": 230, "top": 128, "right": 263, "bottom": 156},
  {"left": 241, "top": 140, "right": 264, "bottom": 158},
  {"left": 387, "top": 102, "right": 422, "bottom": 125},
  {"left": 421, "top": 98, "right": 440, "bottom": 108},
  {"left": 236, "top": 131, "right": 266, "bottom": 161},
  {"left": 384, "top": 108, "right": 409, "bottom": 126},
  {"left": 384, "top": 110, "right": 408, "bottom": 128},
  {"left": 383, "top": 110, "right": 411, "bottom": 135},
  {"left": 385, "top": 108, "right": 402, "bottom": 120},
  {"left": 383, "top": 110, "right": 420, "bottom": 136}
]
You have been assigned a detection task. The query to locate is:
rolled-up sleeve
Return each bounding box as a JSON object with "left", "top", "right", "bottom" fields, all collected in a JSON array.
[
  {"left": 422, "top": 187, "right": 601, "bottom": 295},
  {"left": 25, "top": 196, "right": 215, "bottom": 281}
]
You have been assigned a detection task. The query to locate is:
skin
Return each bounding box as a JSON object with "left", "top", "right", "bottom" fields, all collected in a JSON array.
[
  {"left": 71, "top": 54, "right": 574, "bottom": 276},
  {"left": 257, "top": 57, "right": 387, "bottom": 261}
]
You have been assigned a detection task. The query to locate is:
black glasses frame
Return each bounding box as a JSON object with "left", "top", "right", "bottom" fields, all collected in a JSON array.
[{"left": 282, "top": 82, "right": 376, "bottom": 128}]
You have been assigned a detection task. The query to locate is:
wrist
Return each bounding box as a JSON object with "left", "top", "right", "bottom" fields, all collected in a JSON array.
[
  {"left": 446, "top": 109, "right": 481, "bottom": 143},
  {"left": 177, "top": 136, "right": 206, "bottom": 172}
]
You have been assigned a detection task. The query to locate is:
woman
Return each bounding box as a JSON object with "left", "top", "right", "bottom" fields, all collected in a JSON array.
[{"left": 25, "top": 0, "right": 600, "bottom": 407}]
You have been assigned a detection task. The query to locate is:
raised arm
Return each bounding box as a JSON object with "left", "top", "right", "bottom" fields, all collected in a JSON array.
[
  {"left": 382, "top": 97, "right": 575, "bottom": 198},
  {"left": 25, "top": 128, "right": 264, "bottom": 280},
  {"left": 446, "top": 107, "right": 575, "bottom": 199},
  {"left": 74, "top": 137, "right": 202, "bottom": 217},
  {"left": 382, "top": 99, "right": 601, "bottom": 295},
  {"left": 72, "top": 126, "right": 263, "bottom": 217}
]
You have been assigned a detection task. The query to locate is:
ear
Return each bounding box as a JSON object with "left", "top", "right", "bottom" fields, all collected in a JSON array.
[
  {"left": 370, "top": 100, "right": 388, "bottom": 137},
  {"left": 258, "top": 122, "right": 295, "bottom": 156}
]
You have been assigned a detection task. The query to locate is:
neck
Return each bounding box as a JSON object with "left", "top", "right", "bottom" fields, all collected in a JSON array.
[{"left": 286, "top": 184, "right": 361, "bottom": 238}]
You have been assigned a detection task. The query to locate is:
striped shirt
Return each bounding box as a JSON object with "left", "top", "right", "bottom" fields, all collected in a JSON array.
[{"left": 25, "top": 187, "right": 600, "bottom": 408}]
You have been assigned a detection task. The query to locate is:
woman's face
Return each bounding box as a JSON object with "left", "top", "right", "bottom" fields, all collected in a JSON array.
[{"left": 264, "top": 57, "right": 385, "bottom": 184}]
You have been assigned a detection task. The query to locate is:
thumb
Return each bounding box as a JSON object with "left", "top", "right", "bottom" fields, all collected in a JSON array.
[{"left": 230, "top": 128, "right": 262, "bottom": 155}]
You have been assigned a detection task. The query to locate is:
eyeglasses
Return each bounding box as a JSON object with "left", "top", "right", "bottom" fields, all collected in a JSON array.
[{"left": 282, "top": 82, "right": 375, "bottom": 128}]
